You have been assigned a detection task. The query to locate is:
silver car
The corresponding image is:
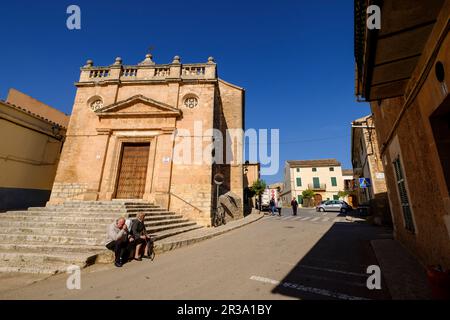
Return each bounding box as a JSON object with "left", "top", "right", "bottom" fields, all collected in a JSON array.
[{"left": 316, "top": 200, "right": 352, "bottom": 213}]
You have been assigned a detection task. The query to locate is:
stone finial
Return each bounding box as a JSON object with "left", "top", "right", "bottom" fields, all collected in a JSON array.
[
  {"left": 207, "top": 56, "right": 215, "bottom": 64},
  {"left": 84, "top": 59, "right": 94, "bottom": 67},
  {"left": 139, "top": 53, "right": 155, "bottom": 66},
  {"left": 113, "top": 57, "right": 122, "bottom": 65},
  {"left": 172, "top": 55, "right": 181, "bottom": 64}
]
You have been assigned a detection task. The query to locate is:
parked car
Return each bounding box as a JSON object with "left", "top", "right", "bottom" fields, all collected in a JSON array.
[{"left": 316, "top": 200, "right": 352, "bottom": 213}]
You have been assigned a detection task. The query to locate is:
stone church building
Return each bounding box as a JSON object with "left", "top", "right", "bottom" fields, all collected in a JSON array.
[{"left": 49, "top": 54, "right": 245, "bottom": 226}]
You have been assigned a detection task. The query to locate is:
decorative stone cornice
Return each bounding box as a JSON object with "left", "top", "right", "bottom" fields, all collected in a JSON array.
[{"left": 78, "top": 54, "right": 217, "bottom": 85}]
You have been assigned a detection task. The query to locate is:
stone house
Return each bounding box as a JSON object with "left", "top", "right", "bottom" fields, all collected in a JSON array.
[
  {"left": 48, "top": 54, "right": 245, "bottom": 227},
  {"left": 284, "top": 159, "right": 350, "bottom": 206},
  {"left": 351, "top": 114, "right": 390, "bottom": 224},
  {"left": 355, "top": 0, "right": 450, "bottom": 267}
]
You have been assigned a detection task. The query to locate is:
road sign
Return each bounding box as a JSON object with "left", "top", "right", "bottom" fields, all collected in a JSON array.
[{"left": 359, "top": 178, "right": 372, "bottom": 188}]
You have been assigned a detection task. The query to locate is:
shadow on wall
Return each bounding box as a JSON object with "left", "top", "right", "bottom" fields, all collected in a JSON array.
[
  {"left": 0, "top": 187, "right": 51, "bottom": 211},
  {"left": 271, "top": 222, "right": 394, "bottom": 300}
]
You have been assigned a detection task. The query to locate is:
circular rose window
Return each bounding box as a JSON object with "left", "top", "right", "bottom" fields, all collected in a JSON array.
[
  {"left": 90, "top": 99, "right": 103, "bottom": 111},
  {"left": 184, "top": 97, "right": 198, "bottom": 109}
]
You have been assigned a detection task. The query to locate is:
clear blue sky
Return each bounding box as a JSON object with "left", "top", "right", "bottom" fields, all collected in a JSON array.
[{"left": 0, "top": 0, "right": 370, "bottom": 184}]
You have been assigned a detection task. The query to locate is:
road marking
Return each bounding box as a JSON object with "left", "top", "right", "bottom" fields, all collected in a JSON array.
[
  {"left": 249, "top": 275, "right": 370, "bottom": 300},
  {"left": 322, "top": 217, "right": 330, "bottom": 222},
  {"left": 282, "top": 216, "right": 295, "bottom": 221},
  {"left": 322, "top": 212, "right": 327, "bottom": 216},
  {"left": 311, "top": 217, "right": 321, "bottom": 222},
  {"left": 298, "top": 265, "right": 367, "bottom": 278},
  {"left": 293, "top": 216, "right": 303, "bottom": 221},
  {"left": 300, "top": 217, "right": 311, "bottom": 221}
]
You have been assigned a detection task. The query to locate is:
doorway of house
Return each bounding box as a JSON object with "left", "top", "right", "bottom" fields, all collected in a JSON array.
[
  {"left": 314, "top": 194, "right": 323, "bottom": 206},
  {"left": 115, "top": 143, "right": 150, "bottom": 199}
]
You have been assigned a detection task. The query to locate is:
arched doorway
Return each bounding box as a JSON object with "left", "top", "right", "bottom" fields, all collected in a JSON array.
[{"left": 314, "top": 194, "right": 323, "bottom": 206}]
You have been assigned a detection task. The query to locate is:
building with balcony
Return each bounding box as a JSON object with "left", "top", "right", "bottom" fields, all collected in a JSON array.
[
  {"left": 355, "top": 0, "right": 450, "bottom": 267},
  {"left": 48, "top": 53, "right": 245, "bottom": 227},
  {"left": 351, "top": 114, "right": 390, "bottom": 224},
  {"left": 284, "top": 159, "right": 350, "bottom": 206}
]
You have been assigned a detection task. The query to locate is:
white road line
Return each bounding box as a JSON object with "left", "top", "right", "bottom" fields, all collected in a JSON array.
[
  {"left": 322, "top": 212, "right": 327, "bottom": 216},
  {"left": 282, "top": 216, "right": 295, "bottom": 220},
  {"left": 298, "top": 265, "right": 367, "bottom": 278},
  {"left": 250, "top": 275, "right": 370, "bottom": 300},
  {"left": 322, "top": 217, "right": 330, "bottom": 222},
  {"left": 311, "top": 217, "right": 321, "bottom": 222},
  {"left": 300, "top": 217, "right": 311, "bottom": 221},
  {"left": 293, "top": 217, "right": 303, "bottom": 221}
]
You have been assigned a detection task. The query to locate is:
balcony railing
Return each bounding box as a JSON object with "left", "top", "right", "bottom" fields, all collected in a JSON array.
[
  {"left": 79, "top": 57, "right": 217, "bottom": 84},
  {"left": 308, "top": 183, "right": 326, "bottom": 190}
]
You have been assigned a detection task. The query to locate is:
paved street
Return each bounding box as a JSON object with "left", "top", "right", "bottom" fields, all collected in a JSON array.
[{"left": 0, "top": 208, "right": 392, "bottom": 300}]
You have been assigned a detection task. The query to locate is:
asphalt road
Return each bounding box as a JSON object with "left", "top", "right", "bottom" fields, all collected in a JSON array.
[{"left": 0, "top": 208, "right": 392, "bottom": 300}]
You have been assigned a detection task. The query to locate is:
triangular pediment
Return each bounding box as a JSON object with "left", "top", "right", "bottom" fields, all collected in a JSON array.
[{"left": 95, "top": 95, "right": 181, "bottom": 117}]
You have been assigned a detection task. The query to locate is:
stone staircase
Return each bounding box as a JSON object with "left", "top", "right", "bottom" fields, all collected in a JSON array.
[{"left": 0, "top": 200, "right": 203, "bottom": 274}]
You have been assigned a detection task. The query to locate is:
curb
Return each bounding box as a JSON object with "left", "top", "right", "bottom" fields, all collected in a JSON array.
[{"left": 154, "top": 213, "right": 264, "bottom": 254}]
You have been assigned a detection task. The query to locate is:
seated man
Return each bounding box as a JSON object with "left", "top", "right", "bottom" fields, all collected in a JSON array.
[
  {"left": 130, "top": 212, "right": 153, "bottom": 261},
  {"left": 105, "top": 217, "right": 134, "bottom": 267}
]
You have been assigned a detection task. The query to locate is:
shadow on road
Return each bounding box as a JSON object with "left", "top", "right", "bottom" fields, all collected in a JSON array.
[{"left": 271, "top": 220, "right": 393, "bottom": 300}]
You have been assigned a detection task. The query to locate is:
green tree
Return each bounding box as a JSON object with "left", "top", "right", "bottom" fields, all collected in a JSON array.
[
  {"left": 250, "top": 179, "right": 267, "bottom": 210},
  {"left": 337, "top": 190, "right": 349, "bottom": 199},
  {"left": 302, "top": 189, "right": 315, "bottom": 199},
  {"left": 302, "top": 189, "right": 316, "bottom": 207}
]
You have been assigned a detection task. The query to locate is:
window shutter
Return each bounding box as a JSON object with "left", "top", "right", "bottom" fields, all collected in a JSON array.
[{"left": 393, "top": 157, "right": 415, "bottom": 233}]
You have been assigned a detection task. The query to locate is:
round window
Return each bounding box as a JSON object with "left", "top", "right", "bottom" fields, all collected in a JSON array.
[
  {"left": 184, "top": 96, "right": 198, "bottom": 109},
  {"left": 90, "top": 99, "right": 103, "bottom": 111}
]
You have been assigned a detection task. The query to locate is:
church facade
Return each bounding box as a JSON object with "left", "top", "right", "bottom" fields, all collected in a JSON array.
[{"left": 49, "top": 54, "right": 245, "bottom": 226}]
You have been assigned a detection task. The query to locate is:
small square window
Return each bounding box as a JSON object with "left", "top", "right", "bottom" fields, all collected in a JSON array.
[
  {"left": 312, "top": 168, "right": 317, "bottom": 172},
  {"left": 329, "top": 167, "right": 334, "bottom": 171},
  {"left": 296, "top": 168, "right": 300, "bottom": 172}
]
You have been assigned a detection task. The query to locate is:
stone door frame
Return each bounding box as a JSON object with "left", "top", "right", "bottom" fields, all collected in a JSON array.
[{"left": 105, "top": 134, "right": 157, "bottom": 201}]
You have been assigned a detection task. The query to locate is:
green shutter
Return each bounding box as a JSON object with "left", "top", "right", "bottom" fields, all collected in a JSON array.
[
  {"left": 296, "top": 177, "right": 302, "bottom": 187},
  {"left": 333, "top": 195, "right": 339, "bottom": 200},
  {"left": 313, "top": 177, "right": 320, "bottom": 188},
  {"left": 331, "top": 177, "right": 337, "bottom": 187},
  {"left": 297, "top": 195, "right": 303, "bottom": 204}
]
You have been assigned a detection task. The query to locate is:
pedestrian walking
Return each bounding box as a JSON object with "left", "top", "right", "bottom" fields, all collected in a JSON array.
[
  {"left": 291, "top": 197, "right": 298, "bottom": 216},
  {"left": 270, "top": 197, "right": 276, "bottom": 215},
  {"left": 277, "top": 198, "right": 282, "bottom": 216}
]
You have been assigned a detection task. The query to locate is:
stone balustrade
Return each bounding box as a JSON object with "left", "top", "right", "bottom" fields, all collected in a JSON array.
[{"left": 78, "top": 54, "right": 217, "bottom": 83}]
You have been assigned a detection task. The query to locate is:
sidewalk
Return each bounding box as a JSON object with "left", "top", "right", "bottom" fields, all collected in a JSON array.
[
  {"left": 371, "top": 239, "right": 432, "bottom": 299},
  {"left": 154, "top": 212, "right": 264, "bottom": 254}
]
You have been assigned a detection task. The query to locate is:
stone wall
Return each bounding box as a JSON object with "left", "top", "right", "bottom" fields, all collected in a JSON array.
[{"left": 370, "top": 15, "right": 450, "bottom": 268}]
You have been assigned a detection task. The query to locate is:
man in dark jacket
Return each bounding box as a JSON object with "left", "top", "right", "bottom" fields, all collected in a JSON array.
[
  {"left": 130, "top": 212, "right": 153, "bottom": 261},
  {"left": 291, "top": 197, "right": 299, "bottom": 216}
]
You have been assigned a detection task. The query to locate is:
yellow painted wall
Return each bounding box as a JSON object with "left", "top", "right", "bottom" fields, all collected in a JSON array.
[{"left": 0, "top": 103, "right": 65, "bottom": 191}]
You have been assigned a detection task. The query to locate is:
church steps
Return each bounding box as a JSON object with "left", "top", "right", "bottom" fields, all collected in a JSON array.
[
  {"left": 0, "top": 216, "right": 185, "bottom": 229},
  {"left": 0, "top": 211, "right": 176, "bottom": 220},
  {"left": 0, "top": 233, "right": 102, "bottom": 246},
  {"left": 146, "top": 221, "right": 198, "bottom": 234},
  {"left": 0, "top": 201, "right": 204, "bottom": 274},
  {"left": 0, "top": 243, "right": 105, "bottom": 253},
  {"left": 0, "top": 218, "right": 190, "bottom": 233},
  {"left": 151, "top": 224, "right": 204, "bottom": 241}
]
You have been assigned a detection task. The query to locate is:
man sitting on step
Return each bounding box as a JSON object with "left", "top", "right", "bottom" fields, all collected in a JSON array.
[
  {"left": 130, "top": 212, "right": 154, "bottom": 261},
  {"left": 105, "top": 217, "right": 133, "bottom": 267}
]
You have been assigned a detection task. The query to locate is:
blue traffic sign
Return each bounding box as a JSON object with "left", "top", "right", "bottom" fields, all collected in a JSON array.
[{"left": 359, "top": 178, "right": 372, "bottom": 188}]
